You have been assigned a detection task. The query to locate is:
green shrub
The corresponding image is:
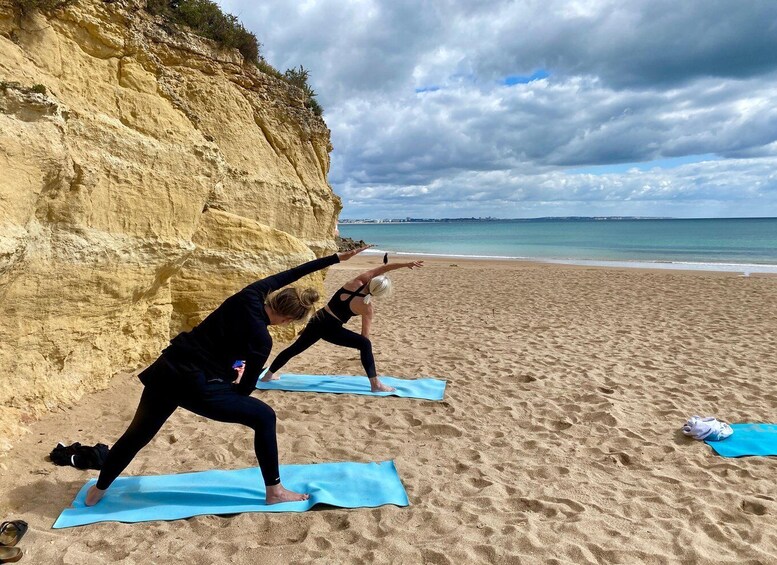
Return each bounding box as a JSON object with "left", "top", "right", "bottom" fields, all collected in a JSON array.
[
  {"left": 255, "top": 59, "right": 283, "bottom": 80},
  {"left": 144, "top": 2, "right": 323, "bottom": 116},
  {"left": 145, "top": 0, "right": 172, "bottom": 17},
  {"left": 13, "top": 0, "right": 74, "bottom": 15},
  {"left": 31, "top": 83, "right": 47, "bottom": 94},
  {"left": 284, "top": 65, "right": 323, "bottom": 116},
  {"left": 145, "top": 0, "right": 260, "bottom": 63},
  {"left": 306, "top": 97, "right": 323, "bottom": 117}
]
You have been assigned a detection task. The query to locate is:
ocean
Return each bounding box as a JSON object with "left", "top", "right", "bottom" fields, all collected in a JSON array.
[{"left": 338, "top": 218, "right": 777, "bottom": 274}]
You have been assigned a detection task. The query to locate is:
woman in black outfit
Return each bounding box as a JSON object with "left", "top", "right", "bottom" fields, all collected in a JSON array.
[
  {"left": 86, "top": 247, "right": 368, "bottom": 507},
  {"left": 261, "top": 259, "right": 423, "bottom": 392}
]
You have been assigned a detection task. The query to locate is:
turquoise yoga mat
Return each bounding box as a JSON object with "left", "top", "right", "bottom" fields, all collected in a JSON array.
[
  {"left": 256, "top": 373, "right": 446, "bottom": 400},
  {"left": 53, "top": 460, "right": 409, "bottom": 529},
  {"left": 705, "top": 424, "right": 777, "bottom": 457}
]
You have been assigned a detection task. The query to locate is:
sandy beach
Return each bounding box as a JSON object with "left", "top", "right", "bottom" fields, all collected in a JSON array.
[{"left": 2, "top": 256, "right": 776, "bottom": 564}]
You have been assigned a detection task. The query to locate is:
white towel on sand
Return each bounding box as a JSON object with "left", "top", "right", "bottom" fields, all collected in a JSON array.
[{"left": 682, "top": 416, "right": 733, "bottom": 441}]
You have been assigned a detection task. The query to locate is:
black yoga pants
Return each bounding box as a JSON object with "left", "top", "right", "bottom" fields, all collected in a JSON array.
[
  {"left": 269, "top": 312, "right": 376, "bottom": 378},
  {"left": 95, "top": 357, "right": 280, "bottom": 490}
]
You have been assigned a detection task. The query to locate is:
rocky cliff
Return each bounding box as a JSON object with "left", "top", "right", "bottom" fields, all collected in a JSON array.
[{"left": 0, "top": 0, "right": 342, "bottom": 452}]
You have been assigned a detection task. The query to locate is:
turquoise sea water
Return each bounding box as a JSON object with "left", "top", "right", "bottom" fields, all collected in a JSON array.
[{"left": 338, "top": 218, "right": 777, "bottom": 273}]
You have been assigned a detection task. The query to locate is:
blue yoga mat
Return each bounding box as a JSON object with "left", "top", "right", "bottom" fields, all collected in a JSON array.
[
  {"left": 705, "top": 424, "right": 777, "bottom": 457},
  {"left": 53, "top": 460, "right": 409, "bottom": 528},
  {"left": 255, "top": 373, "right": 446, "bottom": 401}
]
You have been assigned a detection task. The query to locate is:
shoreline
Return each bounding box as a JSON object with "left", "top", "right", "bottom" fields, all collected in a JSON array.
[
  {"left": 362, "top": 248, "right": 777, "bottom": 275},
  {"left": 339, "top": 217, "right": 777, "bottom": 275}
]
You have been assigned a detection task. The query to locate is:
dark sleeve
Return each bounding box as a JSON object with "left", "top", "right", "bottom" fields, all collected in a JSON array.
[
  {"left": 247, "top": 254, "right": 340, "bottom": 296},
  {"left": 235, "top": 332, "right": 273, "bottom": 396}
]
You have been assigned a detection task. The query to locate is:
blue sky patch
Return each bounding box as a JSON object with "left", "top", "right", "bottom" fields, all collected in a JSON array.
[{"left": 503, "top": 70, "right": 550, "bottom": 86}]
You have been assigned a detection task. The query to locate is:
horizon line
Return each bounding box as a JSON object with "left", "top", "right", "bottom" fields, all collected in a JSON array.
[{"left": 338, "top": 215, "right": 777, "bottom": 222}]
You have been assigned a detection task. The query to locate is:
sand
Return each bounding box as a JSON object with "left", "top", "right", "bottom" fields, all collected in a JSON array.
[{"left": 1, "top": 256, "right": 777, "bottom": 564}]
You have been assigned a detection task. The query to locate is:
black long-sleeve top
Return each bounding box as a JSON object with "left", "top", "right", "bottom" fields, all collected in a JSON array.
[{"left": 163, "top": 253, "right": 340, "bottom": 395}]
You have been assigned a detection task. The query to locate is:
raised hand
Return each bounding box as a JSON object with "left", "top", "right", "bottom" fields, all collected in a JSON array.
[{"left": 338, "top": 245, "right": 373, "bottom": 262}]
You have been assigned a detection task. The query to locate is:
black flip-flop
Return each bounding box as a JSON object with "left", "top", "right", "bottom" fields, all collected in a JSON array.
[
  {"left": 0, "top": 521, "right": 27, "bottom": 547},
  {"left": 0, "top": 546, "right": 22, "bottom": 563}
]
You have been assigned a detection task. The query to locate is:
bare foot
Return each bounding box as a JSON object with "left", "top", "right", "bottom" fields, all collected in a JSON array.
[
  {"left": 260, "top": 370, "right": 280, "bottom": 382},
  {"left": 265, "top": 483, "right": 309, "bottom": 504},
  {"left": 85, "top": 485, "right": 106, "bottom": 506},
  {"left": 370, "top": 378, "right": 396, "bottom": 393}
]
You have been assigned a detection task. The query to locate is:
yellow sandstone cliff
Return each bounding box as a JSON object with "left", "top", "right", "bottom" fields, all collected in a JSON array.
[{"left": 0, "top": 0, "right": 342, "bottom": 452}]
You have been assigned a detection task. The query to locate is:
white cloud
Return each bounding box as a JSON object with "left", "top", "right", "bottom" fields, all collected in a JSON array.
[{"left": 217, "top": 0, "right": 777, "bottom": 218}]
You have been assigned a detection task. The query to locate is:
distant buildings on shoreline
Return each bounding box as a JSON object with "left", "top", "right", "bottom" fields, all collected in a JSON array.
[
  {"left": 339, "top": 217, "right": 498, "bottom": 224},
  {"left": 338, "top": 216, "right": 672, "bottom": 224}
]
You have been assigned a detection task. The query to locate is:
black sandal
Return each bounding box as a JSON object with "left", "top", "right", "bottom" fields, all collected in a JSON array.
[
  {"left": 0, "top": 546, "right": 22, "bottom": 563},
  {"left": 0, "top": 521, "right": 27, "bottom": 547}
]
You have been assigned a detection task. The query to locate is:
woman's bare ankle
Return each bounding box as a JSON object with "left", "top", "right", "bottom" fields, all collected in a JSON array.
[
  {"left": 85, "top": 485, "right": 106, "bottom": 506},
  {"left": 265, "top": 483, "right": 309, "bottom": 504},
  {"left": 260, "top": 371, "right": 280, "bottom": 382},
  {"left": 369, "top": 377, "right": 396, "bottom": 392}
]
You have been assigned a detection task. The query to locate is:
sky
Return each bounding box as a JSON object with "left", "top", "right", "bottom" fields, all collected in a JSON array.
[{"left": 216, "top": 0, "right": 777, "bottom": 219}]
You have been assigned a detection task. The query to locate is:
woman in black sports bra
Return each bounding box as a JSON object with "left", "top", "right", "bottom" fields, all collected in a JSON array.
[{"left": 262, "top": 258, "right": 423, "bottom": 392}]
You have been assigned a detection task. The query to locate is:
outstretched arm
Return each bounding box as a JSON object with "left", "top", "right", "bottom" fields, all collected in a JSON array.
[
  {"left": 355, "top": 260, "right": 423, "bottom": 285},
  {"left": 248, "top": 246, "right": 371, "bottom": 295},
  {"left": 337, "top": 245, "right": 372, "bottom": 262}
]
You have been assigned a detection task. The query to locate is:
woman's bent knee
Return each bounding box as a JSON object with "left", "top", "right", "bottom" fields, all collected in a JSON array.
[{"left": 252, "top": 405, "right": 276, "bottom": 430}]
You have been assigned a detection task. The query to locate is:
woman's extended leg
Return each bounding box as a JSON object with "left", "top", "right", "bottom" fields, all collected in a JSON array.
[
  {"left": 321, "top": 325, "right": 394, "bottom": 392},
  {"left": 264, "top": 315, "right": 326, "bottom": 380},
  {"left": 86, "top": 384, "right": 178, "bottom": 505},
  {"left": 321, "top": 325, "right": 376, "bottom": 377}
]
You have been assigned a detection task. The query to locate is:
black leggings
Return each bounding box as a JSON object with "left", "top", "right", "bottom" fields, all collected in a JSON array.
[
  {"left": 269, "top": 311, "right": 376, "bottom": 378},
  {"left": 96, "top": 356, "right": 280, "bottom": 490}
]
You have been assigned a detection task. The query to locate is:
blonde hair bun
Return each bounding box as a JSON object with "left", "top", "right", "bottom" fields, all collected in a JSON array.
[
  {"left": 266, "top": 286, "right": 319, "bottom": 322},
  {"left": 299, "top": 288, "right": 320, "bottom": 308},
  {"left": 365, "top": 275, "right": 392, "bottom": 303}
]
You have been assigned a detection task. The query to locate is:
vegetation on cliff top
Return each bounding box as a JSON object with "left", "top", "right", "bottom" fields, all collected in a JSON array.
[
  {"left": 11, "top": 0, "right": 324, "bottom": 116},
  {"left": 13, "top": 0, "right": 73, "bottom": 13},
  {"left": 145, "top": 0, "right": 323, "bottom": 115},
  {"left": 146, "top": 0, "right": 258, "bottom": 62},
  {"left": 283, "top": 65, "right": 323, "bottom": 117}
]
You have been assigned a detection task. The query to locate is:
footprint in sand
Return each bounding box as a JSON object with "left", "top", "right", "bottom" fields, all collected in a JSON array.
[
  {"left": 420, "top": 423, "right": 464, "bottom": 438},
  {"left": 550, "top": 420, "right": 573, "bottom": 431},
  {"left": 420, "top": 549, "right": 454, "bottom": 565},
  {"left": 475, "top": 545, "right": 499, "bottom": 562},
  {"left": 587, "top": 411, "right": 618, "bottom": 426},
  {"left": 454, "top": 461, "right": 470, "bottom": 473},
  {"left": 468, "top": 477, "right": 493, "bottom": 489},
  {"left": 741, "top": 499, "right": 769, "bottom": 516},
  {"left": 402, "top": 414, "right": 422, "bottom": 426},
  {"left": 512, "top": 496, "right": 585, "bottom": 518},
  {"left": 323, "top": 513, "right": 351, "bottom": 531},
  {"left": 606, "top": 451, "right": 636, "bottom": 467}
]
